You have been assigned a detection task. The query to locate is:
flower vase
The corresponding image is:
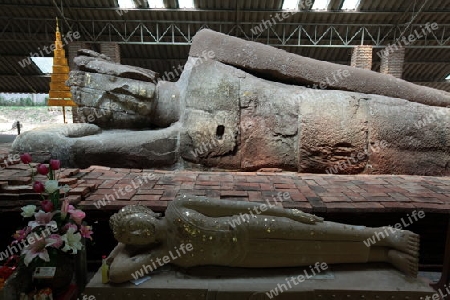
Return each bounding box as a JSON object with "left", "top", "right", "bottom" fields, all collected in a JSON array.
[{"left": 34, "top": 254, "right": 74, "bottom": 296}]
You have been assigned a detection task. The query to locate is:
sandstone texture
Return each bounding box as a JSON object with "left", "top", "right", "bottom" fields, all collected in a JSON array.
[
  {"left": 74, "top": 49, "right": 158, "bottom": 82},
  {"left": 12, "top": 123, "right": 180, "bottom": 168},
  {"left": 179, "top": 59, "right": 450, "bottom": 175},
  {"left": 68, "top": 50, "right": 179, "bottom": 129},
  {"left": 12, "top": 124, "right": 101, "bottom": 165},
  {"left": 12, "top": 30, "right": 450, "bottom": 175},
  {"left": 179, "top": 57, "right": 242, "bottom": 169},
  {"left": 70, "top": 124, "right": 180, "bottom": 168},
  {"left": 190, "top": 29, "right": 450, "bottom": 108}
]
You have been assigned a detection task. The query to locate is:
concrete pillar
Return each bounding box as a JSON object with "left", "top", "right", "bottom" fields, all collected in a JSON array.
[
  {"left": 380, "top": 47, "right": 405, "bottom": 79},
  {"left": 68, "top": 41, "right": 90, "bottom": 123},
  {"left": 100, "top": 43, "right": 121, "bottom": 63},
  {"left": 350, "top": 45, "right": 373, "bottom": 70}
]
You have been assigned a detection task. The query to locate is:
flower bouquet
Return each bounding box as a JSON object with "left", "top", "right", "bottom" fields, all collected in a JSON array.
[{"left": 8, "top": 154, "right": 93, "bottom": 294}]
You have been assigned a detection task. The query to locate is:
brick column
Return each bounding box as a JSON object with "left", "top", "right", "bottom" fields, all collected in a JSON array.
[
  {"left": 68, "top": 42, "right": 89, "bottom": 123},
  {"left": 100, "top": 43, "right": 121, "bottom": 63},
  {"left": 380, "top": 48, "right": 405, "bottom": 79},
  {"left": 68, "top": 41, "right": 89, "bottom": 70},
  {"left": 350, "top": 45, "right": 373, "bottom": 70}
]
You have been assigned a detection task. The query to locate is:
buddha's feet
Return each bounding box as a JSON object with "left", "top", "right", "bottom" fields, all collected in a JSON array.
[
  {"left": 386, "top": 229, "right": 420, "bottom": 258},
  {"left": 381, "top": 227, "right": 420, "bottom": 257},
  {"left": 387, "top": 249, "right": 419, "bottom": 277}
]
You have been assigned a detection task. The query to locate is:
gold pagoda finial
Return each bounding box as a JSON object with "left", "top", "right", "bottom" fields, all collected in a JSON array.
[{"left": 48, "top": 15, "right": 76, "bottom": 123}]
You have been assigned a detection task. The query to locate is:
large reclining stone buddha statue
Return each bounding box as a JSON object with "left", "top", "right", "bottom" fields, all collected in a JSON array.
[
  {"left": 12, "top": 29, "right": 450, "bottom": 175},
  {"left": 106, "top": 196, "right": 420, "bottom": 283}
]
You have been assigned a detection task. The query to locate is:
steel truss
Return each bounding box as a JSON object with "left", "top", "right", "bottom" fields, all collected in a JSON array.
[{"left": 1, "top": 18, "right": 449, "bottom": 48}]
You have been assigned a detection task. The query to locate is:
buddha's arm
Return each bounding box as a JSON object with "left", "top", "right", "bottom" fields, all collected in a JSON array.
[{"left": 172, "top": 196, "right": 323, "bottom": 224}]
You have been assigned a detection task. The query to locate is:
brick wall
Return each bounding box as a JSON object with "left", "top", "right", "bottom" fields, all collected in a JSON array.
[
  {"left": 68, "top": 42, "right": 89, "bottom": 70},
  {"left": 380, "top": 48, "right": 405, "bottom": 79},
  {"left": 350, "top": 45, "right": 373, "bottom": 70},
  {"left": 100, "top": 43, "right": 121, "bottom": 63}
]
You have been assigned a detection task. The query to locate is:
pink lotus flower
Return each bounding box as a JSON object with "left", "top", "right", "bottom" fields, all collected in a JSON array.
[
  {"left": 33, "top": 181, "right": 45, "bottom": 193},
  {"left": 49, "top": 159, "right": 60, "bottom": 170},
  {"left": 40, "top": 200, "right": 54, "bottom": 213},
  {"left": 80, "top": 225, "right": 93, "bottom": 240},
  {"left": 37, "top": 164, "right": 49, "bottom": 176},
  {"left": 70, "top": 209, "right": 86, "bottom": 225},
  {"left": 20, "top": 153, "right": 32, "bottom": 164}
]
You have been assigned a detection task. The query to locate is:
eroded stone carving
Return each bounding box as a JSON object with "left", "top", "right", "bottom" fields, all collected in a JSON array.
[
  {"left": 12, "top": 29, "right": 450, "bottom": 175},
  {"left": 106, "top": 195, "right": 420, "bottom": 283}
]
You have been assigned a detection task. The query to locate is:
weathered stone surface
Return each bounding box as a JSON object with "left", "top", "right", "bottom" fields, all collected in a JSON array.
[
  {"left": 12, "top": 123, "right": 180, "bottom": 169},
  {"left": 71, "top": 124, "right": 180, "bottom": 168},
  {"left": 190, "top": 29, "right": 450, "bottom": 108},
  {"left": 71, "top": 87, "right": 153, "bottom": 129},
  {"left": 153, "top": 81, "right": 181, "bottom": 128},
  {"left": 68, "top": 69, "right": 156, "bottom": 129},
  {"left": 179, "top": 58, "right": 241, "bottom": 169},
  {"left": 177, "top": 58, "right": 450, "bottom": 175},
  {"left": 298, "top": 92, "right": 369, "bottom": 174},
  {"left": 366, "top": 96, "right": 450, "bottom": 175},
  {"left": 239, "top": 75, "right": 299, "bottom": 171},
  {"left": 73, "top": 54, "right": 158, "bottom": 83},
  {"left": 69, "top": 71, "right": 156, "bottom": 98},
  {"left": 11, "top": 124, "right": 101, "bottom": 165},
  {"left": 68, "top": 57, "right": 180, "bottom": 129},
  {"left": 13, "top": 32, "right": 450, "bottom": 175},
  {"left": 77, "top": 49, "right": 112, "bottom": 61}
]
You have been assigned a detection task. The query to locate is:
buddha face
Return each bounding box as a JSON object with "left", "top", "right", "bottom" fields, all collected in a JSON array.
[{"left": 113, "top": 212, "right": 158, "bottom": 245}]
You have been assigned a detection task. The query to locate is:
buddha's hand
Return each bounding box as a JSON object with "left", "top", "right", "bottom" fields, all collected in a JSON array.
[
  {"left": 106, "top": 243, "right": 126, "bottom": 265},
  {"left": 290, "top": 209, "right": 324, "bottom": 224}
]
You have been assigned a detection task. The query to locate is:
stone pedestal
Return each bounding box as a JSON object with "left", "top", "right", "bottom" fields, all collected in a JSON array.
[{"left": 85, "top": 264, "right": 436, "bottom": 300}]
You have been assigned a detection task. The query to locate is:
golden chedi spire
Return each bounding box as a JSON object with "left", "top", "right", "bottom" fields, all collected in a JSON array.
[{"left": 48, "top": 17, "right": 77, "bottom": 109}]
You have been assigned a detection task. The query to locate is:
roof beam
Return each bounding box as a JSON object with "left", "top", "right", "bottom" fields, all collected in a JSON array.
[
  {"left": 0, "top": 4, "right": 449, "bottom": 14},
  {"left": 0, "top": 74, "right": 50, "bottom": 78},
  {"left": 0, "top": 56, "right": 38, "bottom": 93},
  {"left": 0, "top": 19, "right": 448, "bottom": 49}
]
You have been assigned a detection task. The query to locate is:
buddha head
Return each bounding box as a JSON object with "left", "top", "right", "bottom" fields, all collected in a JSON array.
[{"left": 109, "top": 205, "right": 161, "bottom": 245}]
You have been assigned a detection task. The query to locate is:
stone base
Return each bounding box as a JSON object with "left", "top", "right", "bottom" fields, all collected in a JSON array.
[{"left": 85, "top": 264, "right": 436, "bottom": 300}]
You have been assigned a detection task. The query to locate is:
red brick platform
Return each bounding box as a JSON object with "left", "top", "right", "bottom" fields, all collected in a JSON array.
[
  {"left": 2, "top": 143, "right": 450, "bottom": 290},
  {"left": 1, "top": 157, "right": 449, "bottom": 214}
]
